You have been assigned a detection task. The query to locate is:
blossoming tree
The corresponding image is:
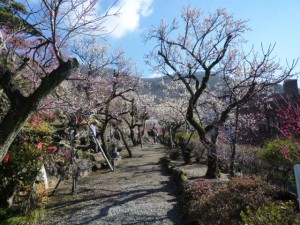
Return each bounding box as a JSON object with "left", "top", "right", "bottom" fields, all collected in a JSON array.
[
  {"left": 0, "top": 0, "right": 119, "bottom": 162},
  {"left": 146, "top": 6, "right": 297, "bottom": 178}
]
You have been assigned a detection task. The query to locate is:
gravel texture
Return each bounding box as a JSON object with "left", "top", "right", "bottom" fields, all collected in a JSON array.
[{"left": 43, "top": 144, "right": 181, "bottom": 225}]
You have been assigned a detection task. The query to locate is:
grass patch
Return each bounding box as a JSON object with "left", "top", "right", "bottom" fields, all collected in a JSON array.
[{"left": 0, "top": 207, "right": 46, "bottom": 225}]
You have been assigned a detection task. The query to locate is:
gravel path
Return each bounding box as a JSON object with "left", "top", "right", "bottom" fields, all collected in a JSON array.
[{"left": 43, "top": 144, "right": 181, "bottom": 225}]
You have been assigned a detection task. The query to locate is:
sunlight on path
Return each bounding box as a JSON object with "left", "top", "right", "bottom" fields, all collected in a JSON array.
[{"left": 43, "top": 144, "right": 181, "bottom": 225}]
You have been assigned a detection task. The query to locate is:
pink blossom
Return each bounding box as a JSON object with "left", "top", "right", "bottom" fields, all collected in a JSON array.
[
  {"left": 39, "top": 155, "right": 44, "bottom": 161},
  {"left": 38, "top": 142, "right": 43, "bottom": 150},
  {"left": 47, "top": 146, "right": 57, "bottom": 152}
]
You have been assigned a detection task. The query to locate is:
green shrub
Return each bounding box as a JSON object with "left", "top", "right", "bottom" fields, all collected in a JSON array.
[
  {"left": 241, "top": 201, "right": 298, "bottom": 225},
  {"left": 76, "top": 149, "right": 94, "bottom": 159},
  {"left": 259, "top": 138, "right": 300, "bottom": 166},
  {"left": 259, "top": 138, "right": 300, "bottom": 186}
]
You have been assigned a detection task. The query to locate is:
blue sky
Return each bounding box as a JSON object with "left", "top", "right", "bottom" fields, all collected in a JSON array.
[{"left": 104, "top": 0, "right": 300, "bottom": 79}]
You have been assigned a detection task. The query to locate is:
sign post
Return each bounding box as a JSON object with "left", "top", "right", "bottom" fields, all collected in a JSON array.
[{"left": 89, "top": 124, "right": 114, "bottom": 172}]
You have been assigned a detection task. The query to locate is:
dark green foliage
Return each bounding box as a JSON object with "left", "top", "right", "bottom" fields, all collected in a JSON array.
[
  {"left": 175, "top": 132, "right": 198, "bottom": 142},
  {"left": 0, "top": 0, "right": 40, "bottom": 35},
  {"left": 0, "top": 0, "right": 27, "bottom": 28},
  {"left": 0, "top": 0, "right": 27, "bottom": 14}
]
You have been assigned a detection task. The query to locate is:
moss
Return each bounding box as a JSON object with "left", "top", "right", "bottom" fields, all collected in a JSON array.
[
  {"left": 184, "top": 219, "right": 202, "bottom": 225},
  {"left": 180, "top": 174, "right": 189, "bottom": 183}
]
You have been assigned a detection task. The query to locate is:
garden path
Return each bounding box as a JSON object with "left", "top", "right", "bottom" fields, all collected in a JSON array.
[{"left": 43, "top": 144, "right": 181, "bottom": 225}]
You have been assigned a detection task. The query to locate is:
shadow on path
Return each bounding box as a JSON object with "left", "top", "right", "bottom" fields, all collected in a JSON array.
[{"left": 44, "top": 144, "right": 181, "bottom": 225}]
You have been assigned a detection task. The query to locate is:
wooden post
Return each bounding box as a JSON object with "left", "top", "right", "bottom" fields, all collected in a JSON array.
[
  {"left": 138, "top": 125, "right": 143, "bottom": 149},
  {"left": 169, "top": 127, "right": 173, "bottom": 149},
  {"left": 70, "top": 129, "right": 77, "bottom": 194}
]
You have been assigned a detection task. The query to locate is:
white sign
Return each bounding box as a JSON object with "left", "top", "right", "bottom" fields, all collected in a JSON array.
[{"left": 294, "top": 164, "right": 300, "bottom": 210}]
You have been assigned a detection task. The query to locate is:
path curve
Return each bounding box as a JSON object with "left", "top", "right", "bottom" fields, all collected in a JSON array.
[{"left": 43, "top": 144, "right": 181, "bottom": 225}]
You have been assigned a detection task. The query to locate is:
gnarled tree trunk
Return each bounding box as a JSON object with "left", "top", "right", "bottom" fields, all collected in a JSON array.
[
  {"left": 0, "top": 58, "right": 79, "bottom": 162},
  {"left": 118, "top": 127, "right": 132, "bottom": 157}
]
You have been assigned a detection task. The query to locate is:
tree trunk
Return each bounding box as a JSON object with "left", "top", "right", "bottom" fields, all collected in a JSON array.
[
  {"left": 229, "top": 105, "right": 239, "bottom": 177},
  {"left": 229, "top": 140, "right": 236, "bottom": 178},
  {"left": 0, "top": 102, "right": 34, "bottom": 161},
  {"left": 99, "top": 130, "right": 110, "bottom": 159},
  {"left": 118, "top": 127, "right": 132, "bottom": 157},
  {"left": 205, "top": 130, "right": 219, "bottom": 179},
  {"left": 205, "top": 145, "right": 218, "bottom": 178},
  {"left": 186, "top": 101, "right": 219, "bottom": 179},
  {"left": 71, "top": 132, "right": 77, "bottom": 194},
  {"left": 169, "top": 127, "right": 174, "bottom": 149},
  {"left": 0, "top": 58, "right": 79, "bottom": 162},
  {"left": 138, "top": 125, "right": 143, "bottom": 148},
  {"left": 129, "top": 126, "right": 138, "bottom": 146}
]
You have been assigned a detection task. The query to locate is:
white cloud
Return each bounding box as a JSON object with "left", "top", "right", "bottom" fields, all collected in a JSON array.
[
  {"left": 150, "top": 72, "right": 163, "bottom": 78},
  {"left": 104, "top": 0, "right": 153, "bottom": 38}
]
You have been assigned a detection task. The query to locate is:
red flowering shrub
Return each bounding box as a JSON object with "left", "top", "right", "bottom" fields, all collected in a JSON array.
[
  {"left": 0, "top": 144, "right": 45, "bottom": 208},
  {"left": 182, "top": 176, "right": 295, "bottom": 225},
  {"left": 181, "top": 178, "right": 224, "bottom": 221},
  {"left": 0, "top": 120, "right": 55, "bottom": 209}
]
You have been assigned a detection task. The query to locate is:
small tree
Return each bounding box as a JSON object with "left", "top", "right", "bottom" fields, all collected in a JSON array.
[{"left": 120, "top": 94, "right": 153, "bottom": 147}]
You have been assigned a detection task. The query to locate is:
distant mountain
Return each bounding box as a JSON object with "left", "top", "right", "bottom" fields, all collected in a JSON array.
[
  {"left": 140, "top": 76, "right": 170, "bottom": 97},
  {"left": 141, "top": 73, "right": 284, "bottom": 98},
  {"left": 140, "top": 72, "right": 206, "bottom": 97}
]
